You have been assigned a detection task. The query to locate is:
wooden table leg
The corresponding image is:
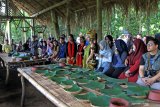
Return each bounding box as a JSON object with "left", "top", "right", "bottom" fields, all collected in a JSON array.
[
  {"left": 5, "top": 64, "right": 9, "bottom": 85},
  {"left": 21, "top": 76, "right": 25, "bottom": 107}
]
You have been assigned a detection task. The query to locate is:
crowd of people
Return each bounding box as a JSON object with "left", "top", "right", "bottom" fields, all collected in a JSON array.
[{"left": 1, "top": 30, "right": 160, "bottom": 90}]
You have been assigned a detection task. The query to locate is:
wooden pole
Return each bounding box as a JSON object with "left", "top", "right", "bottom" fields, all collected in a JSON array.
[
  {"left": 5, "top": 0, "right": 8, "bottom": 16},
  {"left": 51, "top": 10, "right": 60, "bottom": 39},
  {"left": 97, "top": 0, "right": 102, "bottom": 41},
  {"left": 31, "top": 18, "right": 35, "bottom": 36},
  {"left": 23, "top": 19, "right": 27, "bottom": 43},
  {"left": 31, "top": 0, "right": 72, "bottom": 17},
  {"left": 66, "top": 1, "right": 71, "bottom": 36},
  {"left": 5, "top": 20, "right": 11, "bottom": 44},
  {"left": 50, "top": 11, "right": 54, "bottom": 36}
]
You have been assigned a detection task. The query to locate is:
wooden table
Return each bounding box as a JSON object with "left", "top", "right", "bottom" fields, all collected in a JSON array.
[
  {"left": 17, "top": 67, "right": 90, "bottom": 107},
  {"left": 0, "top": 53, "right": 46, "bottom": 84},
  {"left": 17, "top": 67, "right": 160, "bottom": 107}
]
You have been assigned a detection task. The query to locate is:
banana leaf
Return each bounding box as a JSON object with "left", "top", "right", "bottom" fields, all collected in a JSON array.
[
  {"left": 61, "top": 79, "right": 74, "bottom": 85},
  {"left": 50, "top": 77, "right": 68, "bottom": 84},
  {"left": 100, "top": 88, "right": 123, "bottom": 96},
  {"left": 104, "top": 76, "right": 128, "bottom": 84},
  {"left": 64, "top": 84, "right": 82, "bottom": 92},
  {"left": 116, "top": 93, "right": 146, "bottom": 103},
  {"left": 124, "top": 86, "right": 150, "bottom": 96},
  {"left": 70, "top": 73, "right": 83, "bottom": 79},
  {"left": 86, "top": 75, "right": 98, "bottom": 80},
  {"left": 105, "top": 82, "right": 122, "bottom": 89},
  {"left": 74, "top": 78, "right": 90, "bottom": 84},
  {"left": 48, "top": 64, "right": 61, "bottom": 70},
  {"left": 89, "top": 95, "right": 111, "bottom": 107},
  {"left": 83, "top": 81, "right": 105, "bottom": 90},
  {"left": 74, "top": 92, "right": 96, "bottom": 101},
  {"left": 44, "top": 71, "right": 56, "bottom": 77},
  {"left": 55, "top": 70, "right": 71, "bottom": 76},
  {"left": 35, "top": 70, "right": 49, "bottom": 74}
]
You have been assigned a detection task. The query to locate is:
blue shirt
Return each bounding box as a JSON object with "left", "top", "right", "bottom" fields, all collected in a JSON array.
[
  {"left": 58, "top": 43, "right": 67, "bottom": 58},
  {"left": 112, "top": 51, "right": 127, "bottom": 68}
]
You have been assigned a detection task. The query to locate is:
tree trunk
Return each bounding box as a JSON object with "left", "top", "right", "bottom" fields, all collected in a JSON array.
[
  {"left": 147, "top": 16, "right": 150, "bottom": 35},
  {"left": 97, "top": 0, "right": 102, "bottom": 41}
]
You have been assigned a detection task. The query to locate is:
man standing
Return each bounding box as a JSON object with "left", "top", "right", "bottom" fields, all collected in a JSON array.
[
  {"left": 30, "top": 35, "right": 39, "bottom": 57},
  {"left": 136, "top": 37, "right": 160, "bottom": 90}
]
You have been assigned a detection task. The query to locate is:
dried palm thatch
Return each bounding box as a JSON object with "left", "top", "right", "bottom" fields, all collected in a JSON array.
[{"left": 5, "top": 0, "right": 160, "bottom": 33}]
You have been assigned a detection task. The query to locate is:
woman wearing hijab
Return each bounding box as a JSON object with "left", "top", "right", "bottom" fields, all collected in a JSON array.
[
  {"left": 119, "top": 39, "right": 147, "bottom": 82},
  {"left": 96, "top": 40, "right": 113, "bottom": 74},
  {"left": 106, "top": 39, "right": 128, "bottom": 78}
]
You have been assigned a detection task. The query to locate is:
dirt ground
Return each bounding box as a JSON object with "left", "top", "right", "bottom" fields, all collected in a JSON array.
[{"left": 0, "top": 68, "right": 56, "bottom": 107}]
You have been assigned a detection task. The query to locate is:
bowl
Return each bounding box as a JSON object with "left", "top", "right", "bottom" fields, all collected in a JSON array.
[
  {"left": 148, "top": 90, "right": 160, "bottom": 102},
  {"left": 109, "top": 98, "right": 129, "bottom": 107}
]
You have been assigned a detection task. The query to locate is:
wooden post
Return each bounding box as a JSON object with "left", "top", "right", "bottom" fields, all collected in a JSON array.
[
  {"left": 51, "top": 10, "right": 60, "bottom": 39},
  {"left": 5, "top": 0, "right": 9, "bottom": 16},
  {"left": 31, "top": 18, "right": 35, "bottom": 39},
  {"left": 22, "top": 19, "right": 27, "bottom": 43},
  {"left": 5, "top": 20, "right": 11, "bottom": 44},
  {"left": 66, "top": 1, "right": 70, "bottom": 36},
  {"left": 97, "top": 0, "right": 102, "bottom": 41}
]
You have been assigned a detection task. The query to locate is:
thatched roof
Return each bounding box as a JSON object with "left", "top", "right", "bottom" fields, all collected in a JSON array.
[
  {"left": 0, "top": 0, "right": 159, "bottom": 35},
  {"left": 10, "top": 0, "right": 159, "bottom": 24}
]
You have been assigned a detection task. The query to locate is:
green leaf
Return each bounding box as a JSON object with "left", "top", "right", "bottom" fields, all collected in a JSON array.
[
  {"left": 61, "top": 79, "right": 74, "bottom": 85},
  {"left": 70, "top": 73, "right": 83, "bottom": 79},
  {"left": 74, "top": 79, "right": 89, "bottom": 84},
  {"left": 44, "top": 71, "right": 56, "bottom": 77},
  {"left": 64, "top": 84, "right": 81, "bottom": 92},
  {"left": 50, "top": 77, "right": 68, "bottom": 84},
  {"left": 74, "top": 92, "right": 97, "bottom": 101},
  {"left": 83, "top": 81, "right": 105, "bottom": 90},
  {"left": 89, "top": 95, "right": 111, "bottom": 107},
  {"left": 125, "top": 86, "right": 150, "bottom": 96},
  {"left": 86, "top": 75, "right": 98, "bottom": 80},
  {"left": 116, "top": 93, "right": 146, "bottom": 104},
  {"left": 35, "top": 70, "right": 48, "bottom": 74},
  {"left": 55, "top": 70, "right": 71, "bottom": 76},
  {"left": 100, "top": 88, "right": 122, "bottom": 96},
  {"left": 104, "top": 76, "right": 128, "bottom": 84}
]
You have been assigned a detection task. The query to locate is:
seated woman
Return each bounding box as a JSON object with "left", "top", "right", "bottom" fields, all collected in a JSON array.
[
  {"left": 76, "top": 36, "right": 85, "bottom": 67},
  {"left": 106, "top": 39, "right": 128, "bottom": 78},
  {"left": 51, "top": 40, "right": 59, "bottom": 61},
  {"left": 119, "top": 39, "right": 147, "bottom": 82},
  {"left": 96, "top": 40, "right": 113, "bottom": 74},
  {"left": 86, "top": 30, "right": 99, "bottom": 70},
  {"left": 41, "top": 40, "right": 47, "bottom": 57},
  {"left": 16, "top": 41, "right": 23, "bottom": 52}
]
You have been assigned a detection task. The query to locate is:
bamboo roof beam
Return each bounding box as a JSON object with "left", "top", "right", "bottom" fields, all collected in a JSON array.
[
  {"left": 0, "top": 16, "right": 33, "bottom": 19},
  {"left": 31, "top": 0, "right": 72, "bottom": 17}
]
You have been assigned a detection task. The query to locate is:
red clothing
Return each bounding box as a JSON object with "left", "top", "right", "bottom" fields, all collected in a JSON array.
[
  {"left": 76, "top": 44, "right": 84, "bottom": 67},
  {"left": 119, "top": 39, "right": 147, "bottom": 82},
  {"left": 67, "top": 41, "right": 77, "bottom": 64}
]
